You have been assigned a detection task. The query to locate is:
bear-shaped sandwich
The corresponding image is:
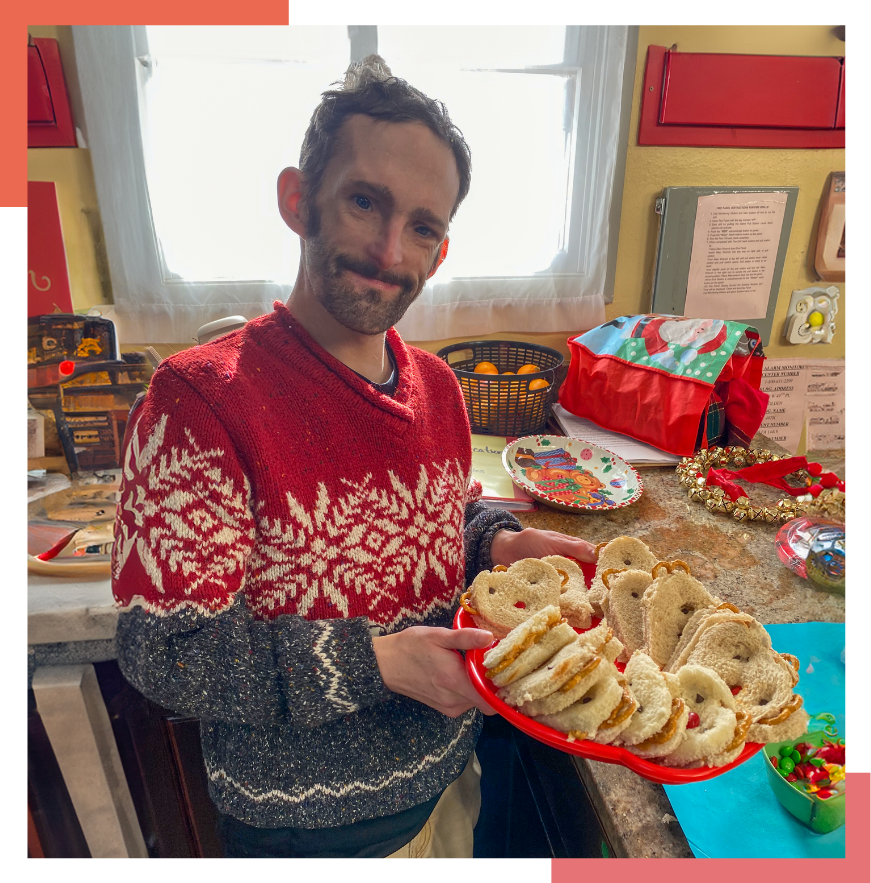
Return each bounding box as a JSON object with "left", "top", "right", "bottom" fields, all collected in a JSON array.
[{"left": 470, "top": 537, "right": 807, "bottom": 768}]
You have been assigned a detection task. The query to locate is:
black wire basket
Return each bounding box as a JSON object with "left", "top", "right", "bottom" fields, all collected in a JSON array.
[{"left": 436, "top": 340, "right": 564, "bottom": 436}]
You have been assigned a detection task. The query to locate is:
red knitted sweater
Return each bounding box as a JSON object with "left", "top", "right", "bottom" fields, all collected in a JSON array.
[
  {"left": 110, "top": 302, "right": 510, "bottom": 830},
  {"left": 113, "top": 301, "right": 476, "bottom": 627}
]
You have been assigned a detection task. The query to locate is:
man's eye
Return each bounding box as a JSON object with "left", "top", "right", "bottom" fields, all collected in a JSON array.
[
  {"left": 354, "top": 196, "right": 372, "bottom": 210},
  {"left": 415, "top": 225, "right": 434, "bottom": 238}
]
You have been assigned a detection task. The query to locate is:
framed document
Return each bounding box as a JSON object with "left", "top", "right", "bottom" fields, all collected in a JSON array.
[{"left": 651, "top": 186, "right": 799, "bottom": 346}]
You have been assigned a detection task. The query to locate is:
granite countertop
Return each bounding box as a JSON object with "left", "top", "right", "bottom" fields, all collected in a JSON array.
[
  {"left": 27, "top": 439, "right": 845, "bottom": 858},
  {"left": 513, "top": 440, "right": 845, "bottom": 858}
]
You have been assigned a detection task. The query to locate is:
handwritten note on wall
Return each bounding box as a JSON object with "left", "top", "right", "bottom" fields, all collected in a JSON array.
[
  {"left": 759, "top": 359, "right": 845, "bottom": 454},
  {"left": 685, "top": 192, "right": 788, "bottom": 320}
]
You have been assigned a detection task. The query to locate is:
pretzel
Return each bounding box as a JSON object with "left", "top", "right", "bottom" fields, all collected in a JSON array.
[
  {"left": 715, "top": 602, "right": 742, "bottom": 614},
  {"left": 780, "top": 652, "right": 800, "bottom": 673},
  {"left": 720, "top": 710, "right": 753, "bottom": 755},
  {"left": 601, "top": 568, "right": 626, "bottom": 590},
  {"left": 493, "top": 564, "right": 508, "bottom": 572},
  {"left": 651, "top": 561, "right": 672, "bottom": 579},
  {"left": 669, "top": 559, "right": 691, "bottom": 575},
  {"left": 555, "top": 568, "right": 570, "bottom": 588},
  {"left": 458, "top": 590, "right": 480, "bottom": 617},
  {"left": 594, "top": 542, "right": 609, "bottom": 558},
  {"left": 780, "top": 653, "right": 801, "bottom": 687},
  {"left": 756, "top": 693, "right": 803, "bottom": 727},
  {"left": 595, "top": 627, "right": 614, "bottom": 653},
  {"left": 566, "top": 730, "right": 590, "bottom": 743},
  {"left": 632, "top": 698, "right": 686, "bottom": 750}
]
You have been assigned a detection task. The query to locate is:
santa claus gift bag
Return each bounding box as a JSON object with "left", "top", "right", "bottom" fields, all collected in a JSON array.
[{"left": 559, "top": 315, "right": 769, "bottom": 457}]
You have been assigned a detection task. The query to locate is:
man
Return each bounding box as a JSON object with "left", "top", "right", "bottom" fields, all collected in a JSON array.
[{"left": 112, "top": 54, "right": 595, "bottom": 858}]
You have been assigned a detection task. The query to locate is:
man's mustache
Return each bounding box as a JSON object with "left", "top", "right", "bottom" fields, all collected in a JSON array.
[{"left": 333, "top": 255, "right": 415, "bottom": 292}]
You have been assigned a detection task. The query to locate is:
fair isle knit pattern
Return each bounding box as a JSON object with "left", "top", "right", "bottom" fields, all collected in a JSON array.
[{"left": 112, "top": 302, "right": 521, "bottom": 829}]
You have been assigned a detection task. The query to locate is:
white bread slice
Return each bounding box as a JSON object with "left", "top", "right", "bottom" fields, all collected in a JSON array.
[
  {"left": 665, "top": 609, "right": 755, "bottom": 673},
  {"left": 536, "top": 668, "right": 625, "bottom": 740},
  {"left": 520, "top": 654, "right": 609, "bottom": 717},
  {"left": 600, "top": 570, "right": 652, "bottom": 662},
  {"left": 678, "top": 710, "right": 754, "bottom": 768},
  {"left": 747, "top": 704, "right": 809, "bottom": 744},
  {"left": 468, "top": 559, "right": 562, "bottom": 638},
  {"left": 588, "top": 537, "right": 658, "bottom": 616},
  {"left": 659, "top": 665, "right": 739, "bottom": 767},
  {"left": 497, "top": 637, "right": 592, "bottom": 707},
  {"left": 617, "top": 651, "right": 675, "bottom": 746},
  {"left": 485, "top": 618, "right": 577, "bottom": 687},
  {"left": 682, "top": 618, "right": 797, "bottom": 723},
  {"left": 665, "top": 604, "right": 722, "bottom": 671},
  {"left": 622, "top": 695, "right": 689, "bottom": 759},
  {"left": 542, "top": 555, "right": 593, "bottom": 629},
  {"left": 641, "top": 569, "right": 719, "bottom": 668},
  {"left": 592, "top": 675, "right": 639, "bottom": 744}
]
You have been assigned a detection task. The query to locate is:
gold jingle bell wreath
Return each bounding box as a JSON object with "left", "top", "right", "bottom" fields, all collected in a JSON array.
[{"left": 676, "top": 446, "right": 845, "bottom": 524}]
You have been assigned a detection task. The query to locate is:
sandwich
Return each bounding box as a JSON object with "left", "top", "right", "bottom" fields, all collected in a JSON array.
[
  {"left": 481, "top": 605, "right": 576, "bottom": 688},
  {"left": 462, "top": 558, "right": 562, "bottom": 638},
  {"left": 599, "top": 569, "right": 653, "bottom": 662},
  {"left": 535, "top": 665, "right": 632, "bottom": 744},
  {"left": 588, "top": 536, "right": 659, "bottom": 617},
  {"left": 541, "top": 554, "right": 593, "bottom": 629},
  {"left": 616, "top": 650, "right": 676, "bottom": 747},
  {"left": 658, "top": 664, "right": 749, "bottom": 768},
  {"left": 511, "top": 621, "right": 620, "bottom": 717},
  {"left": 676, "top": 615, "right": 807, "bottom": 742},
  {"left": 640, "top": 563, "right": 720, "bottom": 669}
]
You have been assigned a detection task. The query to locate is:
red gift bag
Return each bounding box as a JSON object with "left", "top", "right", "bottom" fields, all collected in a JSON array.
[{"left": 559, "top": 316, "right": 769, "bottom": 457}]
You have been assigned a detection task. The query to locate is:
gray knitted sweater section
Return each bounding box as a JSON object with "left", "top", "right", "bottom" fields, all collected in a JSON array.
[{"left": 114, "top": 502, "right": 520, "bottom": 829}]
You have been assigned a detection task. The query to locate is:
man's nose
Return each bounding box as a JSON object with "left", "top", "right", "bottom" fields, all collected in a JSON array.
[{"left": 366, "top": 219, "right": 404, "bottom": 271}]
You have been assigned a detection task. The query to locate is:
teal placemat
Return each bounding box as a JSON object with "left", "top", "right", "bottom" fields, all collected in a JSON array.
[{"left": 663, "top": 621, "right": 845, "bottom": 858}]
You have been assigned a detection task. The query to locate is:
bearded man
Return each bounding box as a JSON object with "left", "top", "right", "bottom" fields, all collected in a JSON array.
[{"left": 112, "top": 54, "right": 594, "bottom": 859}]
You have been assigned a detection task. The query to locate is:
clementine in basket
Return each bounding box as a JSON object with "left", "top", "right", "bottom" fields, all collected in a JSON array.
[
  {"left": 517, "top": 364, "right": 540, "bottom": 375},
  {"left": 527, "top": 379, "right": 549, "bottom": 391},
  {"left": 502, "top": 370, "right": 516, "bottom": 375},
  {"left": 474, "top": 361, "right": 499, "bottom": 374}
]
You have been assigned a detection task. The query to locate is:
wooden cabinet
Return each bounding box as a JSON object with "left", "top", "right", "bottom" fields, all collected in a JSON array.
[{"left": 28, "top": 661, "right": 223, "bottom": 858}]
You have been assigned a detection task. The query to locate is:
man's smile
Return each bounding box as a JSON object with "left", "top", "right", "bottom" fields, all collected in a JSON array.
[{"left": 345, "top": 268, "right": 403, "bottom": 293}]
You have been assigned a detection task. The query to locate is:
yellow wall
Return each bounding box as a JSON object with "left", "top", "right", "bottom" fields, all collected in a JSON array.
[
  {"left": 611, "top": 25, "right": 845, "bottom": 361},
  {"left": 29, "top": 25, "right": 845, "bottom": 364}
]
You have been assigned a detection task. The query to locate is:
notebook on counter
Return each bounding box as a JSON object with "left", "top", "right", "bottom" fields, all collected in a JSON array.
[
  {"left": 551, "top": 404, "right": 680, "bottom": 467},
  {"left": 470, "top": 434, "right": 537, "bottom": 511}
]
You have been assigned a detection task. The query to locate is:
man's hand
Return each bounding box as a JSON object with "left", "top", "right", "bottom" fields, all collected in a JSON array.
[
  {"left": 372, "top": 627, "right": 497, "bottom": 718},
  {"left": 489, "top": 527, "right": 597, "bottom": 567}
]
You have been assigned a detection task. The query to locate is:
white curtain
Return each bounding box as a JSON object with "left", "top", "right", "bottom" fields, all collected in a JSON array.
[{"left": 75, "top": 26, "right": 626, "bottom": 344}]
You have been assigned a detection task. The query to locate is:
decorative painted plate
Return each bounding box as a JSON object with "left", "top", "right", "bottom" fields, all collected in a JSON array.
[{"left": 502, "top": 435, "right": 643, "bottom": 512}]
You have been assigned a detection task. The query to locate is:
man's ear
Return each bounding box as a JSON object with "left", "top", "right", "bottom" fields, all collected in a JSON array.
[
  {"left": 427, "top": 236, "right": 449, "bottom": 279},
  {"left": 277, "top": 167, "right": 307, "bottom": 237}
]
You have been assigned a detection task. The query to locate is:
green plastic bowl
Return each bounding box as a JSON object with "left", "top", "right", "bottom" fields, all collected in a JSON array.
[{"left": 763, "top": 730, "right": 845, "bottom": 834}]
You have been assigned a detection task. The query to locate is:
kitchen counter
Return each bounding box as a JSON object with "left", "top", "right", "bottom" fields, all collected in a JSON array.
[
  {"left": 512, "top": 441, "right": 845, "bottom": 858},
  {"left": 28, "top": 440, "right": 845, "bottom": 858}
]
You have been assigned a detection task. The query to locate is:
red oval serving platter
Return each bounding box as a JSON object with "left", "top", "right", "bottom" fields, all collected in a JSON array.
[{"left": 453, "top": 604, "right": 763, "bottom": 785}]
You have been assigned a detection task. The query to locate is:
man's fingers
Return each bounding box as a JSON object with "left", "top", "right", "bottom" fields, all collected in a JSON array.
[{"left": 441, "top": 627, "right": 495, "bottom": 651}]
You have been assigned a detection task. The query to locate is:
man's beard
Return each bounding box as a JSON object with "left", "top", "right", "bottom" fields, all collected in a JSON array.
[{"left": 304, "top": 202, "right": 425, "bottom": 336}]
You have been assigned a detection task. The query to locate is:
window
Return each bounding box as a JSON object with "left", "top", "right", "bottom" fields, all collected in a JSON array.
[{"left": 73, "top": 26, "right": 633, "bottom": 343}]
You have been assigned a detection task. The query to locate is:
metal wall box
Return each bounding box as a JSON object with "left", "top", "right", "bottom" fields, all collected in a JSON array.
[
  {"left": 28, "top": 38, "right": 76, "bottom": 148},
  {"left": 640, "top": 46, "right": 845, "bottom": 148},
  {"left": 651, "top": 186, "right": 800, "bottom": 346}
]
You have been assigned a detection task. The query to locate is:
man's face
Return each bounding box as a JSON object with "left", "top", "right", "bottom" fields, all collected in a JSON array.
[{"left": 301, "top": 115, "right": 460, "bottom": 335}]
